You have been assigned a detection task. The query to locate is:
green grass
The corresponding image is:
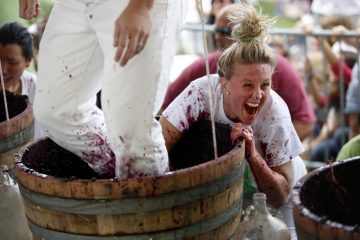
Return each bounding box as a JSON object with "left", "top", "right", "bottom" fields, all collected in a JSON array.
[{"left": 256, "top": 0, "right": 297, "bottom": 28}]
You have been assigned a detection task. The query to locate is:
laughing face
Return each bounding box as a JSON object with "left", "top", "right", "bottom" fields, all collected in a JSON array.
[
  {"left": 220, "top": 62, "right": 272, "bottom": 125},
  {"left": 0, "top": 44, "right": 30, "bottom": 93}
]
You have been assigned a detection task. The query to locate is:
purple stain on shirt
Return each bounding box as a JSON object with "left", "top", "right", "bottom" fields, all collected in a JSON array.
[
  {"left": 179, "top": 121, "right": 185, "bottom": 130},
  {"left": 284, "top": 139, "right": 289, "bottom": 147},
  {"left": 266, "top": 152, "right": 274, "bottom": 166},
  {"left": 198, "top": 110, "right": 209, "bottom": 120},
  {"left": 186, "top": 105, "right": 196, "bottom": 125},
  {"left": 260, "top": 141, "right": 274, "bottom": 165}
]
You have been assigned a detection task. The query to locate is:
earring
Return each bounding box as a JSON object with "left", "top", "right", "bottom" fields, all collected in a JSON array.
[{"left": 225, "top": 91, "right": 230, "bottom": 95}]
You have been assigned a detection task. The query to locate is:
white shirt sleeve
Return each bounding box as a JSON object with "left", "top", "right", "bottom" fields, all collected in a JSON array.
[{"left": 163, "top": 77, "right": 210, "bottom": 132}]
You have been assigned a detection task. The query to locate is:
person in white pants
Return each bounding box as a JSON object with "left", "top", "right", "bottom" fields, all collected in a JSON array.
[{"left": 19, "top": 0, "right": 187, "bottom": 179}]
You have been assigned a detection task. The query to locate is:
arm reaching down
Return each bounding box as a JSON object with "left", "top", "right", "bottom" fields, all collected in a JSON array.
[
  {"left": 160, "top": 116, "right": 183, "bottom": 152},
  {"left": 231, "top": 122, "right": 292, "bottom": 208}
]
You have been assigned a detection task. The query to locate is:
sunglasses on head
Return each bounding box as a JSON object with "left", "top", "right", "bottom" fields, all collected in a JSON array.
[{"left": 214, "top": 27, "right": 232, "bottom": 36}]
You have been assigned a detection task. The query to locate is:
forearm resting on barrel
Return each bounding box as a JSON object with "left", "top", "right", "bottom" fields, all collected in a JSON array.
[
  {"left": 248, "top": 152, "right": 292, "bottom": 208},
  {"left": 159, "top": 116, "right": 183, "bottom": 151}
]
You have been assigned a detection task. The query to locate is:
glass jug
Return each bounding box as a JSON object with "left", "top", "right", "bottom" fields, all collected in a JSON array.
[
  {"left": 0, "top": 165, "right": 32, "bottom": 239},
  {"left": 239, "top": 192, "right": 290, "bottom": 240}
]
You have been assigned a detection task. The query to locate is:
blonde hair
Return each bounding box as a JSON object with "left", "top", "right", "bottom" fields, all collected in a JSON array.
[{"left": 217, "top": 3, "right": 277, "bottom": 78}]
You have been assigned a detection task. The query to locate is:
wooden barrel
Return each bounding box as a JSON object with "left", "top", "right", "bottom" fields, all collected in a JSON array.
[
  {"left": 15, "top": 137, "right": 245, "bottom": 240},
  {"left": 0, "top": 92, "right": 34, "bottom": 169},
  {"left": 292, "top": 157, "right": 360, "bottom": 240}
]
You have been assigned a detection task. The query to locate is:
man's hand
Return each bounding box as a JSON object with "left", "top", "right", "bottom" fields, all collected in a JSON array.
[
  {"left": 113, "top": 1, "right": 153, "bottom": 66},
  {"left": 19, "top": 0, "right": 40, "bottom": 20}
]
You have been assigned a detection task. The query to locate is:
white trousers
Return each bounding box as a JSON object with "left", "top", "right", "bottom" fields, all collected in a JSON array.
[
  {"left": 34, "top": 0, "right": 187, "bottom": 178},
  {"left": 279, "top": 156, "right": 307, "bottom": 240}
]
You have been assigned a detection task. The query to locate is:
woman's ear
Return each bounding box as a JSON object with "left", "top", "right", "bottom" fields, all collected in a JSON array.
[{"left": 220, "top": 77, "right": 229, "bottom": 92}]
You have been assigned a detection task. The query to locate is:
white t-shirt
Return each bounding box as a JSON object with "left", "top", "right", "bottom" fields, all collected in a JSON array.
[
  {"left": 20, "top": 71, "right": 37, "bottom": 104},
  {"left": 163, "top": 74, "right": 304, "bottom": 168},
  {"left": 21, "top": 71, "right": 44, "bottom": 139}
]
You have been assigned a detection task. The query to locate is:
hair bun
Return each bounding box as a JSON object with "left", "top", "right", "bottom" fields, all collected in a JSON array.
[{"left": 229, "top": 3, "right": 275, "bottom": 44}]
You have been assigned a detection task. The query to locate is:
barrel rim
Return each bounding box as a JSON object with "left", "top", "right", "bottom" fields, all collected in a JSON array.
[
  {"left": 292, "top": 157, "right": 360, "bottom": 232},
  {"left": 0, "top": 97, "right": 33, "bottom": 138},
  {"left": 14, "top": 137, "right": 245, "bottom": 198}
]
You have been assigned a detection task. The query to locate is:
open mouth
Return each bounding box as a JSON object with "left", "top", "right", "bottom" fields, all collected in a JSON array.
[{"left": 244, "top": 102, "right": 258, "bottom": 116}]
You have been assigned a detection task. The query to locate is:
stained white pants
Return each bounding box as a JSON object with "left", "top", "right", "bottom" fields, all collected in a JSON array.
[
  {"left": 34, "top": 0, "right": 187, "bottom": 178},
  {"left": 279, "top": 156, "right": 307, "bottom": 240}
]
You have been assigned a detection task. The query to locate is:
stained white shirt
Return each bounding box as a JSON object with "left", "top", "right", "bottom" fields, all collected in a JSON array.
[{"left": 163, "top": 74, "right": 304, "bottom": 168}]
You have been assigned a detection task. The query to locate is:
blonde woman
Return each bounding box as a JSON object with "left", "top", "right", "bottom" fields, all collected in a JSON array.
[{"left": 160, "top": 3, "right": 306, "bottom": 239}]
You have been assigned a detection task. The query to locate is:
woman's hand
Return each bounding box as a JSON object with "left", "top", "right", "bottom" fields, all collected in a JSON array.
[
  {"left": 231, "top": 122, "right": 292, "bottom": 208},
  {"left": 113, "top": 1, "right": 153, "bottom": 66},
  {"left": 18, "top": 0, "right": 40, "bottom": 19},
  {"left": 230, "top": 123, "right": 256, "bottom": 158}
]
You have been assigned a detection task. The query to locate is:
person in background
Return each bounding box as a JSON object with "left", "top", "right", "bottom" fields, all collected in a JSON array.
[
  {"left": 300, "top": 17, "right": 358, "bottom": 162},
  {"left": 0, "top": 0, "right": 53, "bottom": 26},
  {"left": 161, "top": 3, "right": 316, "bottom": 141},
  {"left": 160, "top": 3, "right": 306, "bottom": 239},
  {"left": 205, "top": 0, "right": 235, "bottom": 25},
  {"left": 311, "top": 0, "right": 360, "bottom": 27},
  {"left": 336, "top": 134, "right": 360, "bottom": 160},
  {"left": 0, "top": 22, "right": 44, "bottom": 139},
  {"left": 269, "top": 35, "right": 289, "bottom": 58},
  {"left": 303, "top": 55, "right": 350, "bottom": 162},
  {"left": 345, "top": 59, "right": 360, "bottom": 139},
  {"left": 19, "top": 0, "right": 187, "bottom": 179},
  {"left": 202, "top": 0, "right": 236, "bottom": 51}
]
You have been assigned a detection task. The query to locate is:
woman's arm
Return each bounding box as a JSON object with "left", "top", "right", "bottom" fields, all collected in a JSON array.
[
  {"left": 308, "top": 107, "right": 339, "bottom": 148},
  {"left": 305, "top": 57, "right": 327, "bottom": 108},
  {"left": 248, "top": 152, "right": 292, "bottom": 208},
  {"left": 230, "top": 123, "right": 291, "bottom": 208},
  {"left": 321, "top": 38, "right": 352, "bottom": 86},
  {"left": 160, "top": 116, "right": 183, "bottom": 151}
]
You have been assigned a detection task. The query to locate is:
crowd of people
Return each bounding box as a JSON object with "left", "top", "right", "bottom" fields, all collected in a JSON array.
[{"left": 1, "top": 0, "right": 360, "bottom": 240}]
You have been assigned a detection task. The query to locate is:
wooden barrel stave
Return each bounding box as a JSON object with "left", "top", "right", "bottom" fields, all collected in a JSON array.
[{"left": 27, "top": 204, "right": 242, "bottom": 240}]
